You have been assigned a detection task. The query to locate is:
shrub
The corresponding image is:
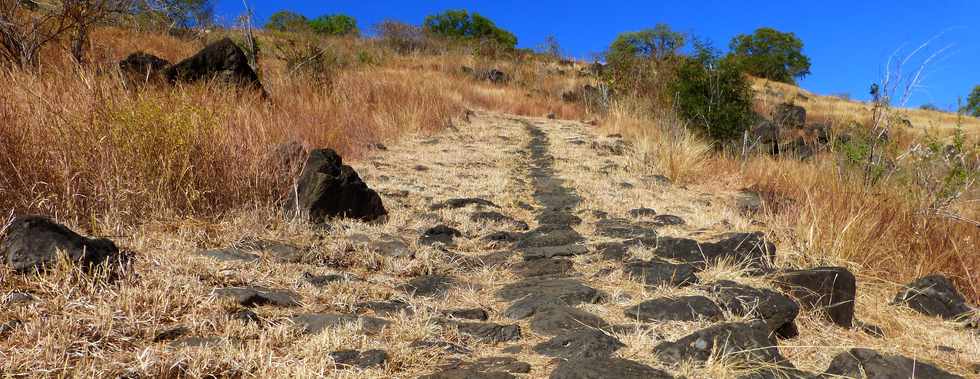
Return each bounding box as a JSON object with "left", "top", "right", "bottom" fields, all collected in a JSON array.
[
  {"left": 670, "top": 41, "right": 754, "bottom": 142},
  {"left": 964, "top": 85, "right": 980, "bottom": 117},
  {"left": 726, "top": 27, "right": 811, "bottom": 84},
  {"left": 919, "top": 103, "right": 940, "bottom": 111},
  {"left": 375, "top": 20, "right": 427, "bottom": 54},
  {"left": 605, "top": 24, "right": 685, "bottom": 96},
  {"left": 309, "top": 14, "right": 358, "bottom": 36},
  {"left": 265, "top": 10, "right": 309, "bottom": 33},
  {"left": 422, "top": 9, "right": 517, "bottom": 50}
]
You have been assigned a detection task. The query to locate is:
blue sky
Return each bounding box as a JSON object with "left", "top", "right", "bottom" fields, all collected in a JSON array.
[{"left": 216, "top": 1, "right": 978, "bottom": 110}]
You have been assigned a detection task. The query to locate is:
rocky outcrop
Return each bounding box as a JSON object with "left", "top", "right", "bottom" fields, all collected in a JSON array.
[
  {"left": 1, "top": 216, "right": 121, "bottom": 273},
  {"left": 285, "top": 148, "right": 387, "bottom": 223}
]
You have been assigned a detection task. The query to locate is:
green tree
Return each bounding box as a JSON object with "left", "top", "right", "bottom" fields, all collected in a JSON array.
[
  {"left": 671, "top": 39, "right": 754, "bottom": 141},
  {"left": 964, "top": 85, "right": 980, "bottom": 117},
  {"left": 309, "top": 14, "right": 357, "bottom": 36},
  {"left": 605, "top": 24, "right": 685, "bottom": 96},
  {"left": 135, "top": 0, "right": 215, "bottom": 30},
  {"left": 266, "top": 10, "right": 309, "bottom": 33},
  {"left": 422, "top": 9, "right": 517, "bottom": 49},
  {"left": 726, "top": 27, "right": 811, "bottom": 84}
]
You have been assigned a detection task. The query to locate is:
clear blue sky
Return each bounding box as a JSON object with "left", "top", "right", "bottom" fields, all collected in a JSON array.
[{"left": 216, "top": 0, "right": 978, "bottom": 110}]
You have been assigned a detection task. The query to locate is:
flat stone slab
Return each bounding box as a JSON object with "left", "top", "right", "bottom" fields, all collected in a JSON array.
[
  {"left": 418, "top": 368, "right": 515, "bottom": 379},
  {"left": 290, "top": 313, "right": 390, "bottom": 334},
  {"left": 705, "top": 281, "right": 800, "bottom": 338},
  {"left": 420, "top": 225, "right": 462, "bottom": 246},
  {"left": 550, "top": 357, "right": 674, "bottom": 379},
  {"left": 200, "top": 240, "right": 306, "bottom": 263},
  {"left": 512, "top": 258, "right": 575, "bottom": 278},
  {"left": 624, "top": 296, "right": 723, "bottom": 322},
  {"left": 533, "top": 329, "right": 625, "bottom": 359},
  {"left": 430, "top": 197, "right": 499, "bottom": 210},
  {"left": 623, "top": 259, "right": 699, "bottom": 287},
  {"left": 521, "top": 244, "right": 589, "bottom": 261},
  {"left": 442, "top": 357, "right": 531, "bottom": 374},
  {"left": 303, "top": 272, "right": 360, "bottom": 287},
  {"left": 497, "top": 278, "right": 604, "bottom": 319},
  {"left": 445, "top": 308, "right": 489, "bottom": 321},
  {"left": 536, "top": 210, "right": 582, "bottom": 226},
  {"left": 517, "top": 225, "right": 584, "bottom": 249},
  {"left": 652, "top": 214, "right": 686, "bottom": 226},
  {"left": 529, "top": 305, "right": 609, "bottom": 335},
  {"left": 594, "top": 218, "right": 658, "bottom": 239},
  {"left": 471, "top": 211, "right": 528, "bottom": 230},
  {"left": 211, "top": 286, "right": 300, "bottom": 307},
  {"left": 399, "top": 275, "right": 455, "bottom": 298},
  {"left": 329, "top": 349, "right": 388, "bottom": 369},
  {"left": 654, "top": 233, "right": 775, "bottom": 274},
  {"left": 824, "top": 348, "right": 963, "bottom": 379},
  {"left": 449, "top": 321, "right": 522, "bottom": 343},
  {"left": 356, "top": 300, "right": 413, "bottom": 317}
]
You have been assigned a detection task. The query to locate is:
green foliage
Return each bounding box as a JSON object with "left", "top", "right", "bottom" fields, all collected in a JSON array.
[
  {"left": 266, "top": 10, "right": 309, "bottom": 33},
  {"left": 964, "top": 85, "right": 980, "bottom": 117},
  {"left": 726, "top": 27, "right": 811, "bottom": 84},
  {"left": 422, "top": 9, "right": 517, "bottom": 49},
  {"left": 605, "top": 24, "right": 685, "bottom": 96},
  {"left": 919, "top": 103, "right": 940, "bottom": 111},
  {"left": 912, "top": 125, "right": 977, "bottom": 209},
  {"left": 309, "top": 14, "right": 358, "bottom": 36},
  {"left": 134, "top": 0, "right": 216, "bottom": 30},
  {"left": 670, "top": 41, "right": 754, "bottom": 142}
]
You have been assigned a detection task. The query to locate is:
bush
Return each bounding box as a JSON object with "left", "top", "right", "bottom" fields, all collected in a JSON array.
[
  {"left": 605, "top": 24, "right": 685, "bottom": 96},
  {"left": 670, "top": 41, "right": 754, "bottom": 142},
  {"left": 375, "top": 20, "right": 428, "bottom": 54},
  {"left": 309, "top": 14, "right": 357, "bottom": 36},
  {"left": 422, "top": 9, "right": 516, "bottom": 50},
  {"left": 964, "top": 85, "right": 980, "bottom": 117},
  {"left": 726, "top": 27, "right": 811, "bottom": 84},
  {"left": 266, "top": 10, "right": 309, "bottom": 33},
  {"left": 919, "top": 103, "right": 940, "bottom": 111}
]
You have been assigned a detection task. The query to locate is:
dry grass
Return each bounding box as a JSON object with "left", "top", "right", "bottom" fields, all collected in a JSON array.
[{"left": 0, "top": 28, "right": 585, "bottom": 227}]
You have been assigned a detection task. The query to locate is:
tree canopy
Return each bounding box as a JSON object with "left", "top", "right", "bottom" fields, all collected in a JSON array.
[
  {"left": 309, "top": 14, "right": 358, "bottom": 36},
  {"left": 422, "top": 9, "right": 517, "bottom": 49},
  {"left": 266, "top": 10, "right": 309, "bottom": 33},
  {"left": 963, "top": 85, "right": 980, "bottom": 117},
  {"left": 726, "top": 27, "right": 811, "bottom": 84},
  {"left": 607, "top": 24, "right": 686, "bottom": 63}
]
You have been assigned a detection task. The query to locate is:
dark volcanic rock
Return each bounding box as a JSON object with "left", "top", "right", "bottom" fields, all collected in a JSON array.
[
  {"left": 471, "top": 211, "right": 528, "bottom": 230},
  {"left": 356, "top": 300, "right": 413, "bottom": 317},
  {"left": 118, "top": 52, "right": 170, "bottom": 80},
  {"left": 1, "top": 216, "right": 121, "bottom": 273},
  {"left": 451, "top": 321, "right": 522, "bottom": 343},
  {"left": 399, "top": 275, "right": 455, "bottom": 298},
  {"left": 290, "top": 313, "right": 390, "bottom": 334},
  {"left": 654, "top": 232, "right": 775, "bottom": 274},
  {"left": 497, "top": 278, "right": 604, "bottom": 319},
  {"left": 823, "top": 348, "right": 963, "bottom": 379},
  {"left": 705, "top": 281, "right": 800, "bottom": 338},
  {"left": 420, "top": 225, "right": 462, "bottom": 246},
  {"left": 772, "top": 103, "right": 806, "bottom": 130},
  {"left": 200, "top": 239, "right": 306, "bottom": 263},
  {"left": 624, "top": 296, "right": 723, "bottom": 322},
  {"left": 153, "top": 326, "right": 190, "bottom": 342},
  {"left": 285, "top": 148, "right": 387, "bottom": 223},
  {"left": 512, "top": 258, "right": 575, "bottom": 278},
  {"left": 533, "top": 329, "right": 625, "bottom": 359},
  {"left": 445, "top": 357, "right": 531, "bottom": 374},
  {"left": 549, "top": 357, "right": 674, "bottom": 379},
  {"left": 303, "top": 272, "right": 359, "bottom": 287},
  {"left": 420, "top": 368, "right": 515, "bottom": 379},
  {"left": 446, "top": 308, "right": 489, "bottom": 321},
  {"left": 594, "top": 218, "right": 658, "bottom": 239},
  {"left": 211, "top": 286, "right": 300, "bottom": 307},
  {"left": 652, "top": 214, "right": 686, "bottom": 226},
  {"left": 410, "top": 339, "right": 471, "bottom": 354},
  {"left": 623, "top": 259, "right": 699, "bottom": 287},
  {"left": 517, "top": 225, "right": 584, "bottom": 249},
  {"left": 529, "top": 305, "right": 608, "bottom": 335},
  {"left": 430, "top": 197, "right": 498, "bottom": 210},
  {"left": 537, "top": 210, "right": 583, "bottom": 226},
  {"left": 628, "top": 208, "right": 658, "bottom": 218},
  {"left": 774, "top": 267, "right": 856, "bottom": 328},
  {"left": 330, "top": 349, "right": 388, "bottom": 369},
  {"left": 164, "top": 38, "right": 263, "bottom": 91},
  {"left": 654, "top": 321, "right": 792, "bottom": 367},
  {"left": 892, "top": 274, "right": 974, "bottom": 321}
]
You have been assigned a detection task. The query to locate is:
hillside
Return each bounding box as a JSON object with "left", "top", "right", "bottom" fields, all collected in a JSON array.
[{"left": 1, "top": 16, "right": 979, "bottom": 379}]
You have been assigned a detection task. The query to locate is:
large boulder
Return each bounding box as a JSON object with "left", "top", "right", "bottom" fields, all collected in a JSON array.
[
  {"left": 892, "top": 275, "right": 974, "bottom": 321},
  {"left": 774, "top": 267, "right": 856, "bottom": 328},
  {"left": 284, "top": 148, "right": 387, "bottom": 223},
  {"left": 1, "top": 216, "right": 120, "bottom": 273},
  {"left": 705, "top": 281, "right": 800, "bottom": 339},
  {"left": 118, "top": 52, "right": 170, "bottom": 81},
  {"left": 164, "top": 38, "right": 263, "bottom": 91},
  {"left": 771, "top": 103, "right": 806, "bottom": 130}
]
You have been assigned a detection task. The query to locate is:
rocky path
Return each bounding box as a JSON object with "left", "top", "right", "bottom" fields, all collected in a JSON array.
[{"left": 2, "top": 112, "right": 978, "bottom": 378}]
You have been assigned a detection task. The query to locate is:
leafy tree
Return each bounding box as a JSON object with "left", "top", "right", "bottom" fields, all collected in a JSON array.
[
  {"left": 136, "top": 0, "right": 215, "bottom": 30},
  {"left": 964, "top": 85, "right": 980, "bottom": 117},
  {"left": 919, "top": 103, "right": 940, "bottom": 112},
  {"left": 726, "top": 27, "right": 811, "bottom": 84},
  {"left": 422, "top": 9, "right": 517, "bottom": 49},
  {"left": 605, "top": 24, "right": 685, "bottom": 96},
  {"left": 309, "top": 14, "right": 357, "bottom": 36},
  {"left": 671, "top": 39, "right": 754, "bottom": 141},
  {"left": 266, "top": 10, "right": 308, "bottom": 33}
]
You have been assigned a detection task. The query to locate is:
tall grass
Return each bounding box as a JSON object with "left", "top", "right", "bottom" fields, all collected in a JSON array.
[{"left": 0, "top": 29, "right": 584, "bottom": 226}]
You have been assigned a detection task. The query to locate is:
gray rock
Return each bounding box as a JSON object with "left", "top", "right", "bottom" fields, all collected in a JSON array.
[
  {"left": 1, "top": 216, "right": 121, "bottom": 273},
  {"left": 529, "top": 305, "right": 608, "bottom": 335},
  {"left": 594, "top": 218, "right": 658, "bottom": 239},
  {"left": 420, "top": 225, "right": 462, "bottom": 246},
  {"left": 211, "top": 286, "right": 301, "bottom": 307},
  {"left": 652, "top": 215, "right": 685, "bottom": 226},
  {"left": 628, "top": 208, "right": 658, "bottom": 218},
  {"left": 431, "top": 197, "right": 498, "bottom": 210},
  {"left": 774, "top": 267, "right": 856, "bottom": 328},
  {"left": 289, "top": 313, "right": 390, "bottom": 334},
  {"left": 446, "top": 308, "right": 488, "bottom": 321},
  {"left": 705, "top": 281, "right": 799, "bottom": 338},
  {"left": 654, "top": 322, "right": 792, "bottom": 367},
  {"left": 512, "top": 258, "right": 575, "bottom": 278},
  {"left": 549, "top": 357, "right": 674, "bottom": 379},
  {"left": 451, "top": 321, "right": 522, "bottom": 343},
  {"left": 330, "top": 349, "right": 388, "bottom": 369},
  {"left": 356, "top": 300, "right": 413, "bottom": 317},
  {"left": 497, "top": 279, "right": 604, "bottom": 319},
  {"left": 623, "top": 259, "right": 699, "bottom": 287},
  {"left": 624, "top": 296, "right": 723, "bottom": 322},
  {"left": 533, "top": 329, "right": 625, "bottom": 359},
  {"left": 892, "top": 275, "right": 974, "bottom": 321},
  {"left": 399, "top": 275, "right": 455, "bottom": 298},
  {"left": 823, "top": 348, "right": 963, "bottom": 379},
  {"left": 284, "top": 148, "right": 386, "bottom": 223},
  {"left": 654, "top": 232, "right": 776, "bottom": 274}
]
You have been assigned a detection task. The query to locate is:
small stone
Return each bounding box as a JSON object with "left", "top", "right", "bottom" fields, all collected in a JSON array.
[
  {"left": 356, "top": 300, "right": 413, "bottom": 317},
  {"left": 330, "top": 349, "right": 388, "bottom": 369},
  {"left": 446, "top": 308, "right": 489, "bottom": 321},
  {"left": 452, "top": 321, "right": 522, "bottom": 343},
  {"left": 550, "top": 357, "right": 674, "bottom": 379},
  {"left": 533, "top": 329, "right": 625, "bottom": 359},
  {"left": 4, "top": 292, "right": 35, "bottom": 305},
  {"left": 303, "top": 272, "right": 358, "bottom": 287},
  {"left": 232, "top": 309, "right": 260, "bottom": 324},
  {"left": 529, "top": 305, "right": 608, "bottom": 335},
  {"left": 654, "top": 322, "right": 793, "bottom": 368},
  {"left": 399, "top": 275, "right": 455, "bottom": 298},
  {"left": 410, "top": 339, "right": 471, "bottom": 354},
  {"left": 623, "top": 259, "right": 699, "bottom": 287},
  {"left": 705, "top": 281, "right": 800, "bottom": 338},
  {"left": 893, "top": 274, "right": 974, "bottom": 320},
  {"left": 290, "top": 313, "right": 390, "bottom": 335},
  {"left": 153, "top": 326, "right": 190, "bottom": 342},
  {"left": 211, "top": 287, "right": 301, "bottom": 308},
  {"left": 652, "top": 214, "right": 686, "bottom": 226},
  {"left": 512, "top": 258, "right": 575, "bottom": 278},
  {"left": 823, "top": 348, "right": 962, "bottom": 379},
  {"left": 431, "top": 198, "right": 499, "bottom": 210},
  {"left": 628, "top": 208, "right": 658, "bottom": 218},
  {"left": 420, "top": 225, "right": 462, "bottom": 246}
]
